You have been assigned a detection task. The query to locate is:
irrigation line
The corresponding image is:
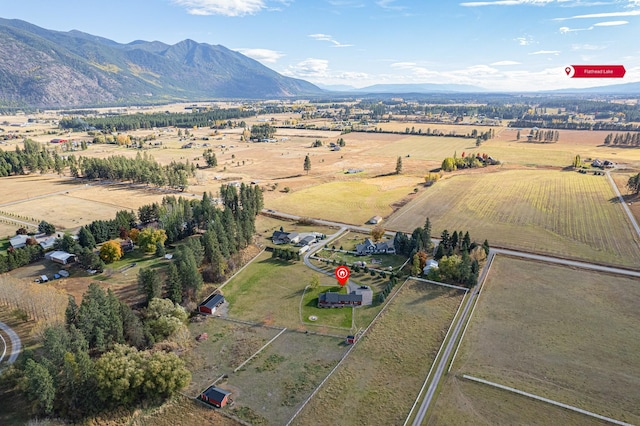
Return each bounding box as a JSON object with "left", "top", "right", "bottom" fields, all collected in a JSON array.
[
  {"left": 403, "top": 287, "right": 469, "bottom": 426},
  {"left": 233, "top": 327, "right": 287, "bottom": 373},
  {"left": 462, "top": 375, "right": 633, "bottom": 426}
]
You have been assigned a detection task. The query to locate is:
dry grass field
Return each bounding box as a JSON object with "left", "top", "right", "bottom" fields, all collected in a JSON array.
[
  {"left": 437, "top": 256, "right": 640, "bottom": 425},
  {"left": 227, "top": 330, "right": 347, "bottom": 425},
  {"left": 184, "top": 318, "right": 283, "bottom": 396},
  {"left": 386, "top": 168, "right": 640, "bottom": 268},
  {"left": 0, "top": 174, "right": 81, "bottom": 205},
  {"left": 428, "top": 377, "right": 608, "bottom": 426},
  {"left": 294, "top": 280, "right": 465, "bottom": 426},
  {"left": 267, "top": 180, "right": 417, "bottom": 225}
]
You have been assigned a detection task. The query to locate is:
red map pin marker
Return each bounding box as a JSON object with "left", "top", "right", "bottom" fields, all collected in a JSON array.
[
  {"left": 335, "top": 266, "right": 350, "bottom": 286},
  {"left": 565, "top": 67, "right": 572, "bottom": 76}
]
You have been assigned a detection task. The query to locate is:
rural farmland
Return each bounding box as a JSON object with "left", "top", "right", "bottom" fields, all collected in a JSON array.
[
  {"left": 437, "top": 256, "right": 640, "bottom": 425},
  {"left": 294, "top": 280, "right": 466, "bottom": 426},
  {"left": 385, "top": 168, "right": 640, "bottom": 268}
]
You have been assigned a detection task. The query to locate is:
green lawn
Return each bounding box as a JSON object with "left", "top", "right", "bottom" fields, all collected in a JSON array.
[
  {"left": 316, "top": 249, "right": 407, "bottom": 271},
  {"left": 0, "top": 237, "right": 9, "bottom": 255},
  {"left": 301, "top": 285, "right": 352, "bottom": 329},
  {"left": 223, "top": 252, "right": 342, "bottom": 329}
]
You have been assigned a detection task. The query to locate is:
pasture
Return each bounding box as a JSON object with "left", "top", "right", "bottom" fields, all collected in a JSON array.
[
  {"left": 227, "top": 330, "right": 347, "bottom": 425},
  {"left": 267, "top": 180, "right": 415, "bottom": 225},
  {"left": 441, "top": 256, "right": 640, "bottom": 425},
  {"left": 184, "top": 318, "right": 282, "bottom": 396},
  {"left": 385, "top": 168, "right": 640, "bottom": 268},
  {"left": 294, "top": 280, "right": 465, "bottom": 426}
]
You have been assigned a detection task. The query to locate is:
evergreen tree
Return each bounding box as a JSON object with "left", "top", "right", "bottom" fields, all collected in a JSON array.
[
  {"left": 65, "top": 295, "right": 79, "bottom": 327},
  {"left": 138, "top": 267, "right": 162, "bottom": 303},
  {"left": 78, "top": 226, "right": 96, "bottom": 249},
  {"left": 396, "top": 156, "right": 403, "bottom": 174},
  {"left": 166, "top": 263, "right": 183, "bottom": 304},
  {"left": 304, "top": 154, "right": 311, "bottom": 174},
  {"left": 482, "top": 239, "right": 490, "bottom": 255}
]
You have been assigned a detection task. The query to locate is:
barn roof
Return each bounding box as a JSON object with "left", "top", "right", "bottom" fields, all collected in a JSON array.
[
  {"left": 200, "top": 293, "right": 225, "bottom": 310},
  {"left": 202, "top": 386, "right": 231, "bottom": 402}
]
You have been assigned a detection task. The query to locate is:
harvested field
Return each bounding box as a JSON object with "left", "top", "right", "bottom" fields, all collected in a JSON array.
[
  {"left": 267, "top": 181, "right": 414, "bottom": 225},
  {"left": 386, "top": 169, "right": 640, "bottom": 268},
  {"left": 0, "top": 174, "right": 81, "bottom": 205},
  {"left": 442, "top": 256, "right": 640, "bottom": 425},
  {"left": 294, "top": 280, "right": 465, "bottom": 426},
  {"left": 227, "top": 331, "right": 346, "bottom": 425},
  {"left": 361, "top": 135, "right": 480, "bottom": 164},
  {"left": 1, "top": 195, "right": 127, "bottom": 230},
  {"left": 184, "top": 317, "right": 282, "bottom": 396}
]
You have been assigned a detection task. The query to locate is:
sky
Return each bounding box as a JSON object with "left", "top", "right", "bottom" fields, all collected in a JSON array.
[{"left": 2, "top": 0, "right": 640, "bottom": 91}]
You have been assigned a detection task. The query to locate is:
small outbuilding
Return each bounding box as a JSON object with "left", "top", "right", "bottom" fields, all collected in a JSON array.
[
  {"left": 367, "top": 216, "right": 383, "bottom": 225},
  {"left": 198, "top": 293, "right": 225, "bottom": 315},
  {"left": 200, "top": 386, "right": 232, "bottom": 408},
  {"left": 9, "top": 235, "right": 28, "bottom": 249},
  {"left": 423, "top": 259, "right": 439, "bottom": 274},
  {"left": 45, "top": 251, "right": 76, "bottom": 265}
]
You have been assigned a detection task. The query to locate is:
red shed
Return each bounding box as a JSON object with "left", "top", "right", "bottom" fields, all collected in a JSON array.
[
  {"left": 198, "top": 293, "right": 225, "bottom": 315},
  {"left": 200, "top": 386, "right": 231, "bottom": 408}
]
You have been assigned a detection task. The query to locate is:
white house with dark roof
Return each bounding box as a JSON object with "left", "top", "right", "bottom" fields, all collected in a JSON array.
[{"left": 355, "top": 238, "right": 396, "bottom": 256}]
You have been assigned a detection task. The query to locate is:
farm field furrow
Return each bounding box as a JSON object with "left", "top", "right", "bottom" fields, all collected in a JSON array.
[
  {"left": 294, "top": 280, "right": 465, "bottom": 426},
  {"left": 438, "top": 256, "right": 640, "bottom": 425},
  {"left": 385, "top": 169, "right": 640, "bottom": 268}
]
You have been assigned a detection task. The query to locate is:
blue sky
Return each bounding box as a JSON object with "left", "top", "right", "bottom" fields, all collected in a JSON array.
[{"left": 2, "top": 0, "right": 639, "bottom": 90}]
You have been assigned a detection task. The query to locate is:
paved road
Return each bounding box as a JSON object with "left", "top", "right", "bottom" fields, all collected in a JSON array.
[
  {"left": 410, "top": 252, "right": 495, "bottom": 426},
  {"left": 493, "top": 248, "right": 640, "bottom": 278},
  {"left": 0, "top": 320, "right": 22, "bottom": 370},
  {"left": 302, "top": 226, "right": 347, "bottom": 275},
  {"left": 262, "top": 209, "right": 394, "bottom": 236}
]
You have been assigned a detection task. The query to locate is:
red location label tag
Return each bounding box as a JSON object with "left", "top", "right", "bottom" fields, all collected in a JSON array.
[
  {"left": 569, "top": 65, "right": 625, "bottom": 79},
  {"left": 335, "top": 265, "right": 350, "bottom": 286}
]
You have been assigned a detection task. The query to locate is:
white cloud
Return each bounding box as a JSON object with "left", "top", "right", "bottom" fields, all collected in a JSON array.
[
  {"left": 235, "top": 48, "right": 285, "bottom": 63},
  {"left": 284, "top": 58, "right": 330, "bottom": 77},
  {"left": 390, "top": 62, "right": 418, "bottom": 68},
  {"left": 308, "top": 33, "right": 353, "bottom": 48},
  {"left": 491, "top": 60, "right": 521, "bottom": 65},
  {"left": 376, "top": 0, "right": 407, "bottom": 10},
  {"left": 515, "top": 36, "right": 533, "bottom": 45},
  {"left": 530, "top": 50, "right": 561, "bottom": 54},
  {"left": 560, "top": 19, "right": 629, "bottom": 32},
  {"left": 172, "top": 0, "right": 268, "bottom": 16},
  {"left": 554, "top": 10, "right": 640, "bottom": 20},
  {"left": 594, "top": 20, "right": 629, "bottom": 25},
  {"left": 571, "top": 43, "right": 606, "bottom": 50},
  {"left": 460, "top": 0, "right": 555, "bottom": 6}
]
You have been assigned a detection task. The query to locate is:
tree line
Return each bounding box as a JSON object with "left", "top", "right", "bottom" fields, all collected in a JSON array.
[
  {"left": 603, "top": 132, "right": 640, "bottom": 147},
  {"left": 6, "top": 284, "right": 191, "bottom": 420},
  {"left": 59, "top": 109, "right": 255, "bottom": 132},
  {"left": 76, "top": 152, "right": 195, "bottom": 190},
  {"left": 509, "top": 120, "right": 640, "bottom": 131},
  {"left": 0, "top": 140, "right": 195, "bottom": 192}
]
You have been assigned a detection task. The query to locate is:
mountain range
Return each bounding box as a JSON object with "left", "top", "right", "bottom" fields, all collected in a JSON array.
[
  {"left": 1, "top": 18, "right": 639, "bottom": 108},
  {"left": 0, "top": 18, "right": 323, "bottom": 108}
]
